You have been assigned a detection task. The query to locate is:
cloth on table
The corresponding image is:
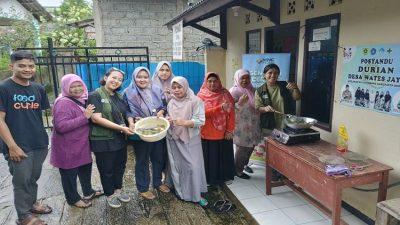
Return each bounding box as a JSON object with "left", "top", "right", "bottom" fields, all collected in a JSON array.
[{"left": 325, "top": 164, "right": 352, "bottom": 176}]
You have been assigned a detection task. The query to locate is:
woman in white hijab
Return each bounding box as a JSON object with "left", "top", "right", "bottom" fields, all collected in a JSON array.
[{"left": 152, "top": 61, "right": 175, "bottom": 100}]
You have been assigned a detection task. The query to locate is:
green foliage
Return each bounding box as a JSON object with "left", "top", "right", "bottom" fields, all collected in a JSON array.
[{"left": 42, "top": 0, "right": 93, "bottom": 47}]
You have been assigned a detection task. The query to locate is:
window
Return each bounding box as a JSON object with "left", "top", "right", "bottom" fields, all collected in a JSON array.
[
  {"left": 265, "top": 22, "right": 300, "bottom": 83},
  {"left": 301, "top": 14, "right": 340, "bottom": 131},
  {"left": 246, "top": 29, "right": 261, "bottom": 54}
]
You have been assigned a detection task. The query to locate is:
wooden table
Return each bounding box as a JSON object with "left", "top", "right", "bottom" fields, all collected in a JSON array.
[{"left": 265, "top": 138, "right": 392, "bottom": 225}]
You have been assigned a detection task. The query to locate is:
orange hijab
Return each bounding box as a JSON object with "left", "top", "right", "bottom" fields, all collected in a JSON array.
[{"left": 197, "top": 72, "right": 234, "bottom": 131}]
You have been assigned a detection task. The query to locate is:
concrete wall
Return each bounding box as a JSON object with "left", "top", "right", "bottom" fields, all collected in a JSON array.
[
  {"left": 224, "top": 0, "right": 400, "bottom": 219},
  {"left": 93, "top": 0, "right": 220, "bottom": 61},
  {"left": 0, "top": 0, "right": 32, "bottom": 17}
]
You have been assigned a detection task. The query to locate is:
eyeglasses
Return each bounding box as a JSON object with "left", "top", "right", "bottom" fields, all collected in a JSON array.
[{"left": 110, "top": 67, "right": 125, "bottom": 75}]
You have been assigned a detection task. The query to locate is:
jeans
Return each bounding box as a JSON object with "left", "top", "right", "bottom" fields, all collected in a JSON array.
[
  {"left": 7, "top": 148, "right": 48, "bottom": 219},
  {"left": 132, "top": 139, "right": 166, "bottom": 193}
]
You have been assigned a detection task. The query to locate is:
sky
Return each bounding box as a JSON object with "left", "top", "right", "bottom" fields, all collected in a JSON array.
[{"left": 37, "top": 0, "right": 92, "bottom": 7}]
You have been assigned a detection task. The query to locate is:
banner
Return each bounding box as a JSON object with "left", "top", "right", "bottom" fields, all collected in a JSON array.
[
  {"left": 242, "top": 53, "right": 290, "bottom": 88},
  {"left": 172, "top": 20, "right": 183, "bottom": 60},
  {"left": 340, "top": 44, "right": 400, "bottom": 116}
]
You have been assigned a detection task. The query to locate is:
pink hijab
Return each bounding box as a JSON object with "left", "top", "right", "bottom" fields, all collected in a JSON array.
[
  {"left": 229, "top": 69, "right": 255, "bottom": 108},
  {"left": 197, "top": 72, "right": 234, "bottom": 131},
  {"left": 54, "top": 74, "right": 88, "bottom": 110},
  {"left": 168, "top": 76, "right": 197, "bottom": 144}
]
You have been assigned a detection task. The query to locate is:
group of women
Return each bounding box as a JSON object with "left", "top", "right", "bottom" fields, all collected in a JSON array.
[{"left": 50, "top": 62, "right": 301, "bottom": 209}]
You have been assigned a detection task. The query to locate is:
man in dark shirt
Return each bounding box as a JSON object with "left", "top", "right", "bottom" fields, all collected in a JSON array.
[{"left": 0, "top": 50, "right": 51, "bottom": 225}]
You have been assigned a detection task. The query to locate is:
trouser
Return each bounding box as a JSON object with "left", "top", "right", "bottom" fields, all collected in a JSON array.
[
  {"left": 132, "top": 139, "right": 166, "bottom": 193},
  {"left": 234, "top": 145, "right": 254, "bottom": 175},
  {"left": 7, "top": 148, "right": 48, "bottom": 219},
  {"left": 59, "top": 163, "right": 94, "bottom": 205},
  {"left": 94, "top": 148, "right": 127, "bottom": 196}
]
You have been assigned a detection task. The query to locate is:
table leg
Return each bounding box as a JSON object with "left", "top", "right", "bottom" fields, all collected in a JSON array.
[
  {"left": 331, "top": 187, "right": 343, "bottom": 225},
  {"left": 377, "top": 171, "right": 389, "bottom": 202},
  {"left": 266, "top": 162, "right": 272, "bottom": 195}
]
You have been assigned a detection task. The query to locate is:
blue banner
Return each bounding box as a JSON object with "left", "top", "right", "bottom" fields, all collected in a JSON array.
[
  {"left": 242, "top": 53, "right": 291, "bottom": 88},
  {"left": 340, "top": 44, "right": 400, "bottom": 116}
]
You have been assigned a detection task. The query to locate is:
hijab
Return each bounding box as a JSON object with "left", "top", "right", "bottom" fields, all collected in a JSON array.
[
  {"left": 124, "top": 66, "right": 165, "bottom": 117},
  {"left": 54, "top": 74, "right": 88, "bottom": 111},
  {"left": 197, "top": 72, "right": 234, "bottom": 131},
  {"left": 229, "top": 69, "right": 255, "bottom": 108},
  {"left": 168, "top": 76, "right": 197, "bottom": 144},
  {"left": 152, "top": 61, "right": 175, "bottom": 91}
]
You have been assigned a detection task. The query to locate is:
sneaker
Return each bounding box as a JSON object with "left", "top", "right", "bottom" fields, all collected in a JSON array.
[
  {"left": 107, "top": 195, "right": 122, "bottom": 208},
  {"left": 116, "top": 191, "right": 131, "bottom": 203},
  {"left": 140, "top": 191, "right": 156, "bottom": 200},
  {"left": 236, "top": 173, "right": 250, "bottom": 180},
  {"left": 198, "top": 198, "right": 208, "bottom": 207},
  {"left": 244, "top": 166, "right": 254, "bottom": 173},
  {"left": 157, "top": 184, "right": 170, "bottom": 193}
]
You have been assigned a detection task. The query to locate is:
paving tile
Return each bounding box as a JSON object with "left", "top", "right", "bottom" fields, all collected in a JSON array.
[
  {"left": 229, "top": 185, "right": 264, "bottom": 200},
  {"left": 281, "top": 205, "right": 324, "bottom": 224},
  {"left": 253, "top": 209, "right": 296, "bottom": 225},
  {"left": 266, "top": 191, "right": 308, "bottom": 209},
  {"left": 240, "top": 196, "right": 277, "bottom": 214}
]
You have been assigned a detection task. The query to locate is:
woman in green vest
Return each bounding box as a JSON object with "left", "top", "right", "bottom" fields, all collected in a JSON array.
[
  {"left": 88, "top": 67, "right": 134, "bottom": 208},
  {"left": 255, "top": 63, "right": 301, "bottom": 180}
]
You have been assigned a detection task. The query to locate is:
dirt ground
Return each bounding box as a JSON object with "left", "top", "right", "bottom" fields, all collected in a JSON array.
[{"left": 0, "top": 145, "right": 254, "bottom": 225}]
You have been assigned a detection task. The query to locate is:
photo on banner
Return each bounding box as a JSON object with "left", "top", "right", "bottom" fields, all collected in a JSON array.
[
  {"left": 340, "top": 44, "right": 400, "bottom": 117},
  {"left": 242, "top": 53, "right": 291, "bottom": 88}
]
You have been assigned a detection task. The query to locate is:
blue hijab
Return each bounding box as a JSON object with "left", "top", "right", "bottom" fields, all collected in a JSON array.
[{"left": 123, "top": 66, "right": 166, "bottom": 118}]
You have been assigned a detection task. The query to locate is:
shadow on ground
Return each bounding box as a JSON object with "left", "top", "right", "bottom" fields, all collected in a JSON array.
[{"left": 0, "top": 145, "right": 251, "bottom": 225}]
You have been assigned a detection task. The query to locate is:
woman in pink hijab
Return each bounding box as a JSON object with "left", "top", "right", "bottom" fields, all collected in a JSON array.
[
  {"left": 229, "top": 69, "right": 260, "bottom": 179},
  {"left": 51, "top": 74, "right": 102, "bottom": 208},
  {"left": 166, "top": 76, "right": 208, "bottom": 206}
]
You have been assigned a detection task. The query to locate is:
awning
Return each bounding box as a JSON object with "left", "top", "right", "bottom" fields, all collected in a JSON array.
[
  {"left": 16, "top": 0, "right": 53, "bottom": 22},
  {"left": 165, "top": 0, "right": 280, "bottom": 49}
]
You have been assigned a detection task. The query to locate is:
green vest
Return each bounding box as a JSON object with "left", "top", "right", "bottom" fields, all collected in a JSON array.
[
  {"left": 256, "top": 81, "right": 295, "bottom": 129},
  {"left": 90, "top": 87, "right": 121, "bottom": 140}
]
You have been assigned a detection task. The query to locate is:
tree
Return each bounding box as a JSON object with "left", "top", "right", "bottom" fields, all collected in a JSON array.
[
  {"left": 0, "top": 7, "right": 37, "bottom": 50},
  {"left": 43, "top": 0, "right": 93, "bottom": 47}
]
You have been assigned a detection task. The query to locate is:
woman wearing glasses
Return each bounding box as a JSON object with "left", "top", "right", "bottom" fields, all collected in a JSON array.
[
  {"left": 123, "top": 66, "right": 170, "bottom": 200},
  {"left": 152, "top": 61, "right": 175, "bottom": 100},
  {"left": 88, "top": 67, "right": 134, "bottom": 208},
  {"left": 197, "top": 72, "right": 236, "bottom": 186}
]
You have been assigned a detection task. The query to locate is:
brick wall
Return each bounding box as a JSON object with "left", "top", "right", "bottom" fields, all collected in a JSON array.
[{"left": 93, "top": 0, "right": 220, "bottom": 61}]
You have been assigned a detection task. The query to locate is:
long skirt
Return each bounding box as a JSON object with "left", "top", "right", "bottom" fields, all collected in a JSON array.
[
  {"left": 201, "top": 139, "right": 235, "bottom": 185},
  {"left": 167, "top": 136, "right": 207, "bottom": 202}
]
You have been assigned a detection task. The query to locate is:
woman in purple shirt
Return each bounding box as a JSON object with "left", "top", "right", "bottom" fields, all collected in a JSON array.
[{"left": 51, "top": 74, "right": 103, "bottom": 208}]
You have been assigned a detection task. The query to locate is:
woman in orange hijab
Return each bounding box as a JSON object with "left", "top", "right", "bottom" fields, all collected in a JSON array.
[{"left": 197, "top": 72, "right": 235, "bottom": 185}]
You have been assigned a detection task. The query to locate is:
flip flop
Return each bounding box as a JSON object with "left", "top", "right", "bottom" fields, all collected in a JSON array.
[
  {"left": 30, "top": 203, "right": 52, "bottom": 214},
  {"left": 212, "top": 200, "right": 229, "bottom": 210},
  {"left": 83, "top": 190, "right": 104, "bottom": 201},
  {"left": 73, "top": 199, "right": 92, "bottom": 208},
  {"left": 212, "top": 201, "right": 236, "bottom": 214},
  {"left": 16, "top": 215, "right": 47, "bottom": 225}
]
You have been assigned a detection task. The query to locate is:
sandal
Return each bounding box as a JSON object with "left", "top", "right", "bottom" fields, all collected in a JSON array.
[
  {"left": 30, "top": 203, "right": 52, "bottom": 214},
  {"left": 212, "top": 200, "right": 228, "bottom": 210},
  {"left": 83, "top": 190, "right": 104, "bottom": 201},
  {"left": 212, "top": 201, "right": 236, "bottom": 214},
  {"left": 73, "top": 199, "right": 92, "bottom": 208},
  {"left": 16, "top": 215, "right": 47, "bottom": 225}
]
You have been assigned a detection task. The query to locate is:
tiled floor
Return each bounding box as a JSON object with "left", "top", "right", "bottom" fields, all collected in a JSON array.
[{"left": 227, "top": 165, "right": 368, "bottom": 225}]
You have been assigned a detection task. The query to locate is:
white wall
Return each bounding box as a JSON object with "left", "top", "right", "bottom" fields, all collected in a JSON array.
[
  {"left": 224, "top": 0, "right": 400, "bottom": 219},
  {"left": 0, "top": 0, "right": 33, "bottom": 19}
]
